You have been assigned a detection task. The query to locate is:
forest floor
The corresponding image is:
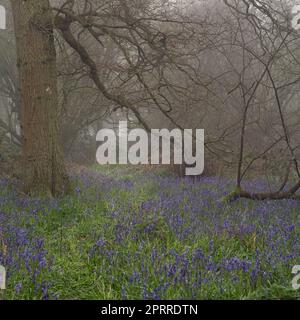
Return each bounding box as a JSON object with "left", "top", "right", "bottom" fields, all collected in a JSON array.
[{"left": 0, "top": 165, "right": 300, "bottom": 300}]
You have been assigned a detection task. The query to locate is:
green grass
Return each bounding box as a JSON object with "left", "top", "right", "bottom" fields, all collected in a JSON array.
[{"left": 1, "top": 165, "right": 300, "bottom": 300}]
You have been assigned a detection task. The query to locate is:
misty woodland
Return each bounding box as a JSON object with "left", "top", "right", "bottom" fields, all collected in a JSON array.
[{"left": 0, "top": 0, "right": 300, "bottom": 300}]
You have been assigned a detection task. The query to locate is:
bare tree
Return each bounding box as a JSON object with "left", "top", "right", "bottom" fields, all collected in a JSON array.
[{"left": 222, "top": 0, "right": 300, "bottom": 200}]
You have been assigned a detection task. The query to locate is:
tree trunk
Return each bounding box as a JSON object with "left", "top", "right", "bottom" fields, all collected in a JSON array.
[{"left": 11, "top": 0, "right": 69, "bottom": 196}]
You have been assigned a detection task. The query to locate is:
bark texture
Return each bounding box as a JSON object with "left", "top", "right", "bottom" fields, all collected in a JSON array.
[{"left": 11, "top": 0, "right": 69, "bottom": 195}]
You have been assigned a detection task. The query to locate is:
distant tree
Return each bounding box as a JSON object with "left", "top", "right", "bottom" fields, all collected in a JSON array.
[{"left": 0, "top": 33, "right": 20, "bottom": 146}]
